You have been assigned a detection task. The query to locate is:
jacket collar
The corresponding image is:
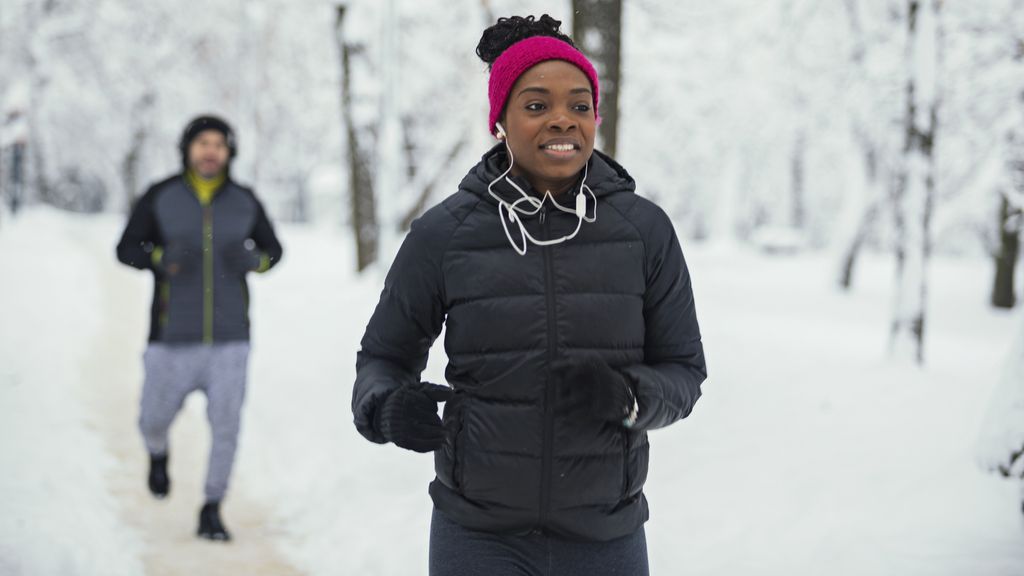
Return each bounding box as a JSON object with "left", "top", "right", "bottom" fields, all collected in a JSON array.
[{"left": 459, "top": 144, "right": 636, "bottom": 207}]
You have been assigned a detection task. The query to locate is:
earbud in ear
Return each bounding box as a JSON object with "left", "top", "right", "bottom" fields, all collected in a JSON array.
[{"left": 496, "top": 122, "right": 506, "bottom": 140}]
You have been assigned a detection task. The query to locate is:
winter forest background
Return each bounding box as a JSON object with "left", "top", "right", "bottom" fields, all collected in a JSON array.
[{"left": 2, "top": 0, "right": 1024, "bottom": 575}]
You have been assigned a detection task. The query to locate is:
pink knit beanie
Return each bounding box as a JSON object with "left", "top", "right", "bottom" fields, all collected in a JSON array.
[{"left": 487, "top": 36, "right": 602, "bottom": 136}]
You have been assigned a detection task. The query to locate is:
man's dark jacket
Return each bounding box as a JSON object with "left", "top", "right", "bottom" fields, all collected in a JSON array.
[{"left": 116, "top": 174, "right": 282, "bottom": 343}]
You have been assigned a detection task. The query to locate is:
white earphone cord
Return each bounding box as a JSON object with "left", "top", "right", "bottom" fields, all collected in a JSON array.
[{"left": 487, "top": 133, "right": 598, "bottom": 256}]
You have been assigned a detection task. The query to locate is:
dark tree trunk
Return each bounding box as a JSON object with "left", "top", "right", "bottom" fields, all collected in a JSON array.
[
  {"left": 991, "top": 17, "right": 1024, "bottom": 308},
  {"left": 993, "top": 195, "right": 1021, "bottom": 309},
  {"left": 121, "top": 94, "right": 153, "bottom": 211},
  {"left": 572, "top": 0, "right": 622, "bottom": 158},
  {"left": 839, "top": 199, "right": 881, "bottom": 290},
  {"left": 839, "top": 138, "right": 881, "bottom": 291},
  {"left": 31, "top": 132, "right": 51, "bottom": 208},
  {"left": 7, "top": 143, "right": 26, "bottom": 215},
  {"left": 335, "top": 5, "right": 378, "bottom": 272}
]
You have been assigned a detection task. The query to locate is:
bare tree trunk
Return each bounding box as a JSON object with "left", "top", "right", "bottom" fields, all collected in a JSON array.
[
  {"left": 992, "top": 193, "right": 1021, "bottom": 309},
  {"left": 292, "top": 173, "right": 309, "bottom": 223},
  {"left": 121, "top": 93, "right": 154, "bottom": 211},
  {"left": 399, "top": 136, "right": 468, "bottom": 232},
  {"left": 8, "top": 143, "right": 26, "bottom": 215},
  {"left": 839, "top": 132, "right": 884, "bottom": 290},
  {"left": 401, "top": 115, "right": 418, "bottom": 184},
  {"left": 0, "top": 147, "right": 6, "bottom": 229},
  {"left": 0, "top": 148, "right": 4, "bottom": 229},
  {"left": 791, "top": 130, "right": 806, "bottom": 230},
  {"left": 31, "top": 124, "right": 50, "bottom": 208},
  {"left": 992, "top": 40, "right": 1024, "bottom": 307},
  {"left": 572, "top": 0, "right": 622, "bottom": 158},
  {"left": 890, "top": 0, "right": 941, "bottom": 364},
  {"left": 121, "top": 139, "right": 142, "bottom": 210},
  {"left": 479, "top": 0, "right": 495, "bottom": 27},
  {"left": 837, "top": 0, "right": 884, "bottom": 291},
  {"left": 839, "top": 198, "right": 882, "bottom": 290},
  {"left": 335, "top": 5, "right": 378, "bottom": 272},
  {"left": 26, "top": 33, "right": 51, "bottom": 210}
]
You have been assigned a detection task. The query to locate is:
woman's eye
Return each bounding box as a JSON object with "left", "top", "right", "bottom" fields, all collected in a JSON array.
[
  {"left": 574, "top": 103, "right": 591, "bottom": 112},
  {"left": 526, "top": 102, "right": 546, "bottom": 112}
]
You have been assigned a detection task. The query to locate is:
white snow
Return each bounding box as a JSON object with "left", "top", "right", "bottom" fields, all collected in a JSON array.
[
  {"left": 749, "top": 225, "right": 808, "bottom": 255},
  {"left": 977, "top": 310, "right": 1024, "bottom": 479},
  {"left": 0, "top": 210, "right": 145, "bottom": 576},
  {"left": 3, "top": 0, "right": 1022, "bottom": 570},
  {"left": 1, "top": 207, "right": 1022, "bottom": 575}
]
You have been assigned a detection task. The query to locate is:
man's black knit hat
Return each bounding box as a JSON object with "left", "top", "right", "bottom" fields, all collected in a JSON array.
[{"left": 179, "top": 115, "right": 237, "bottom": 166}]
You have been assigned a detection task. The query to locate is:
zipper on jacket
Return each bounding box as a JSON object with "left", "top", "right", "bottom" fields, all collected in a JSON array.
[
  {"left": 539, "top": 206, "right": 556, "bottom": 530},
  {"left": 158, "top": 281, "right": 170, "bottom": 327},
  {"left": 241, "top": 279, "right": 250, "bottom": 327},
  {"left": 202, "top": 204, "right": 214, "bottom": 344}
]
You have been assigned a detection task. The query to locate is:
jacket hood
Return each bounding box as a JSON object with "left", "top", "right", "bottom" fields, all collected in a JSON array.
[{"left": 459, "top": 143, "right": 636, "bottom": 207}]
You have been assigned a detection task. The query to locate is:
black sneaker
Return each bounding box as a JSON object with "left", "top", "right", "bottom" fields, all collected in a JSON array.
[
  {"left": 197, "top": 501, "right": 232, "bottom": 542},
  {"left": 147, "top": 453, "right": 169, "bottom": 499}
]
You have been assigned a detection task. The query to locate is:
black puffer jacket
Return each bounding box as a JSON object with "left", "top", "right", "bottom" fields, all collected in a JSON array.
[{"left": 353, "top": 145, "right": 706, "bottom": 541}]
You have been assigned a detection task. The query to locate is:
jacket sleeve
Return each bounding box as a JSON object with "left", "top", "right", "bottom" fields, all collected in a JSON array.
[
  {"left": 620, "top": 206, "right": 707, "bottom": 431},
  {"left": 249, "top": 197, "right": 284, "bottom": 273},
  {"left": 116, "top": 185, "right": 162, "bottom": 270},
  {"left": 352, "top": 208, "right": 454, "bottom": 443}
]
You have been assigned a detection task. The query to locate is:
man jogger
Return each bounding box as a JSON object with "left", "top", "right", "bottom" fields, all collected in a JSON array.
[{"left": 116, "top": 115, "right": 283, "bottom": 541}]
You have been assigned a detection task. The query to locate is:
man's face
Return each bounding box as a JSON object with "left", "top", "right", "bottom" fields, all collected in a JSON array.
[{"left": 187, "top": 130, "right": 230, "bottom": 178}]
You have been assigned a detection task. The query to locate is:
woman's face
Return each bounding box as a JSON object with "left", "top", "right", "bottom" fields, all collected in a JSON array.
[{"left": 500, "top": 60, "right": 596, "bottom": 196}]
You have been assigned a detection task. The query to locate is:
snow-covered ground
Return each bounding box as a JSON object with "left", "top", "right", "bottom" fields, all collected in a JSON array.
[{"left": 1, "top": 207, "right": 1022, "bottom": 575}]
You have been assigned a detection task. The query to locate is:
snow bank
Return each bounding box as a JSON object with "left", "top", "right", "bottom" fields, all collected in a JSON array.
[
  {"left": 0, "top": 208, "right": 144, "bottom": 576},
  {"left": 976, "top": 309, "right": 1024, "bottom": 478}
]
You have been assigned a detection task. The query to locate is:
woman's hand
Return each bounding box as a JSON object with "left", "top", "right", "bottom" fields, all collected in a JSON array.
[
  {"left": 552, "top": 356, "right": 638, "bottom": 428},
  {"left": 374, "top": 382, "right": 454, "bottom": 453}
]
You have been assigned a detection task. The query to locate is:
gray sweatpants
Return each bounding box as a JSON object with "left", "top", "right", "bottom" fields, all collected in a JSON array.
[{"left": 140, "top": 342, "right": 250, "bottom": 502}]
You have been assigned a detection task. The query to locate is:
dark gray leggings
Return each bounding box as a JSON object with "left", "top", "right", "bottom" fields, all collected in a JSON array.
[{"left": 429, "top": 509, "right": 650, "bottom": 576}]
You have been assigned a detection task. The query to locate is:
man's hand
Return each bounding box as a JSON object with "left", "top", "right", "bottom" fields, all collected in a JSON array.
[
  {"left": 153, "top": 244, "right": 195, "bottom": 277},
  {"left": 221, "top": 241, "right": 262, "bottom": 275}
]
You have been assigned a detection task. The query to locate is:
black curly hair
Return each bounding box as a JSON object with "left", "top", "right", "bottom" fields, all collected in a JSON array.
[{"left": 476, "top": 15, "right": 575, "bottom": 69}]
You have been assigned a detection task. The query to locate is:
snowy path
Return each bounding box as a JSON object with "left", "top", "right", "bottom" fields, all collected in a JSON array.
[
  {"left": 1, "top": 213, "right": 146, "bottom": 575},
  {"left": 75, "top": 218, "right": 303, "bottom": 576},
  {"left": 0, "top": 210, "right": 302, "bottom": 576}
]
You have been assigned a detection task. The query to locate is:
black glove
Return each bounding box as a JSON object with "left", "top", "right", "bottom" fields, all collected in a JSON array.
[
  {"left": 374, "top": 382, "right": 454, "bottom": 453},
  {"left": 222, "top": 241, "right": 263, "bottom": 275},
  {"left": 552, "top": 356, "right": 638, "bottom": 427},
  {"left": 154, "top": 244, "right": 196, "bottom": 277}
]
